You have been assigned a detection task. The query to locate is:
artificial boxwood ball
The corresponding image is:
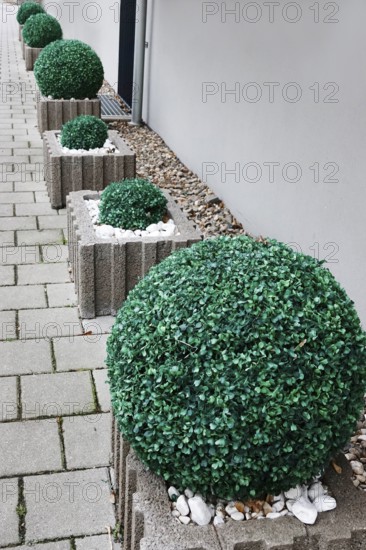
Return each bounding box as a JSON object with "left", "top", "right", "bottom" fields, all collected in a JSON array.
[
  {"left": 34, "top": 39, "right": 104, "bottom": 99},
  {"left": 16, "top": 2, "right": 44, "bottom": 25},
  {"left": 60, "top": 115, "right": 108, "bottom": 150},
  {"left": 107, "top": 236, "right": 366, "bottom": 499},
  {"left": 22, "top": 13, "right": 62, "bottom": 48},
  {"left": 99, "top": 179, "right": 168, "bottom": 230}
]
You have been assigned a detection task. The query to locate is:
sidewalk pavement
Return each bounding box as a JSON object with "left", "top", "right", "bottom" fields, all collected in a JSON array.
[{"left": 0, "top": 3, "right": 117, "bottom": 548}]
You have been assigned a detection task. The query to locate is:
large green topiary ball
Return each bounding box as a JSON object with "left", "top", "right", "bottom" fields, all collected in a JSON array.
[
  {"left": 22, "top": 13, "right": 62, "bottom": 48},
  {"left": 60, "top": 115, "right": 108, "bottom": 150},
  {"left": 34, "top": 39, "right": 104, "bottom": 99},
  {"left": 99, "top": 179, "right": 168, "bottom": 230},
  {"left": 107, "top": 236, "right": 366, "bottom": 499},
  {"left": 17, "top": 2, "right": 44, "bottom": 25}
]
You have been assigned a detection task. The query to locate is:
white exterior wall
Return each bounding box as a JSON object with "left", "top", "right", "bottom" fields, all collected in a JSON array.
[
  {"left": 42, "top": 0, "right": 121, "bottom": 88},
  {"left": 144, "top": 0, "right": 366, "bottom": 326}
]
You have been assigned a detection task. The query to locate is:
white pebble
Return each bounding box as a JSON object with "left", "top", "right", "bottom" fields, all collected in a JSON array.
[
  {"left": 284, "top": 485, "right": 304, "bottom": 500},
  {"left": 225, "top": 504, "right": 237, "bottom": 516},
  {"left": 351, "top": 461, "right": 365, "bottom": 476},
  {"left": 272, "top": 500, "right": 285, "bottom": 512},
  {"left": 308, "top": 482, "right": 325, "bottom": 502},
  {"left": 146, "top": 223, "right": 159, "bottom": 233},
  {"left": 176, "top": 495, "right": 189, "bottom": 516},
  {"left": 286, "top": 499, "right": 296, "bottom": 513},
  {"left": 266, "top": 512, "right": 282, "bottom": 519},
  {"left": 213, "top": 516, "right": 225, "bottom": 526},
  {"left": 184, "top": 489, "right": 194, "bottom": 499},
  {"left": 95, "top": 225, "right": 114, "bottom": 238},
  {"left": 292, "top": 496, "right": 318, "bottom": 525},
  {"left": 230, "top": 512, "right": 244, "bottom": 521},
  {"left": 188, "top": 496, "right": 212, "bottom": 526},
  {"left": 179, "top": 515, "right": 191, "bottom": 525},
  {"left": 171, "top": 510, "right": 180, "bottom": 518},
  {"left": 168, "top": 486, "right": 180, "bottom": 501},
  {"left": 312, "top": 495, "right": 337, "bottom": 513}
]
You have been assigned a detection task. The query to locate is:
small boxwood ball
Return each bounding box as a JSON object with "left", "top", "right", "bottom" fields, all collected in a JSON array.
[
  {"left": 60, "top": 115, "right": 108, "bottom": 151},
  {"left": 17, "top": 2, "right": 44, "bottom": 25},
  {"left": 107, "top": 236, "right": 366, "bottom": 499},
  {"left": 34, "top": 39, "right": 104, "bottom": 100},
  {"left": 22, "top": 13, "right": 62, "bottom": 48},
  {"left": 99, "top": 179, "right": 168, "bottom": 230}
]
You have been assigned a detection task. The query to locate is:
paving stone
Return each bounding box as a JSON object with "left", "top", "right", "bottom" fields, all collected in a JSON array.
[
  {"left": 0, "top": 203, "right": 13, "bottom": 216},
  {"left": 75, "top": 535, "right": 117, "bottom": 550},
  {"left": 24, "top": 469, "right": 115, "bottom": 540},
  {"left": 54, "top": 335, "right": 108, "bottom": 372},
  {"left": 63, "top": 413, "right": 111, "bottom": 469},
  {"left": 47, "top": 283, "right": 77, "bottom": 307},
  {"left": 0, "top": 244, "right": 41, "bottom": 265},
  {"left": 17, "top": 229, "right": 64, "bottom": 246},
  {"left": 42, "top": 244, "right": 69, "bottom": 263},
  {"left": 82, "top": 316, "right": 116, "bottom": 334},
  {"left": 16, "top": 203, "right": 56, "bottom": 216},
  {"left": 0, "top": 377, "right": 18, "bottom": 421},
  {"left": 0, "top": 264, "right": 15, "bottom": 285},
  {"left": 0, "top": 230, "right": 15, "bottom": 245},
  {"left": 19, "top": 307, "right": 81, "bottom": 340},
  {"left": 0, "top": 182, "right": 13, "bottom": 191},
  {"left": 0, "top": 419, "right": 62, "bottom": 476},
  {"left": 0, "top": 285, "right": 46, "bottom": 310},
  {"left": 11, "top": 543, "right": 71, "bottom": 550},
  {"left": 0, "top": 216, "right": 36, "bottom": 230},
  {"left": 0, "top": 191, "right": 34, "bottom": 203},
  {"left": 0, "top": 311, "right": 16, "bottom": 340},
  {"left": 18, "top": 263, "right": 70, "bottom": 285},
  {"left": 14, "top": 181, "right": 47, "bottom": 192},
  {"left": 0, "top": 340, "right": 52, "bottom": 376},
  {"left": 35, "top": 191, "right": 50, "bottom": 202},
  {"left": 38, "top": 215, "right": 68, "bottom": 230},
  {"left": 0, "top": 478, "right": 19, "bottom": 546},
  {"left": 93, "top": 369, "right": 111, "bottom": 412},
  {"left": 22, "top": 371, "right": 95, "bottom": 419}
]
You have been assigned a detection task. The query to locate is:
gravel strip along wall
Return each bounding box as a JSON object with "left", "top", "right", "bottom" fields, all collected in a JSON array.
[
  {"left": 24, "top": 45, "right": 42, "bottom": 71},
  {"left": 112, "top": 416, "right": 366, "bottom": 550},
  {"left": 37, "top": 96, "right": 101, "bottom": 134},
  {"left": 43, "top": 130, "right": 136, "bottom": 208},
  {"left": 67, "top": 189, "right": 202, "bottom": 318}
]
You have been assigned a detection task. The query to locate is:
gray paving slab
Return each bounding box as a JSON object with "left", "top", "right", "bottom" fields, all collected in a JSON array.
[
  {"left": 14, "top": 181, "right": 47, "bottom": 192},
  {"left": 24, "top": 468, "right": 115, "bottom": 540},
  {"left": 19, "top": 307, "right": 81, "bottom": 340},
  {"left": 0, "top": 264, "right": 15, "bottom": 285},
  {"left": 11, "top": 543, "right": 71, "bottom": 550},
  {"left": 16, "top": 203, "right": 56, "bottom": 216},
  {"left": 42, "top": 244, "right": 69, "bottom": 263},
  {"left": 0, "top": 419, "right": 62, "bottom": 476},
  {"left": 0, "top": 231, "right": 15, "bottom": 245},
  {"left": 0, "top": 204, "right": 13, "bottom": 216},
  {"left": 18, "top": 263, "right": 70, "bottom": 285},
  {"left": 75, "top": 535, "right": 117, "bottom": 550},
  {"left": 92, "top": 369, "right": 111, "bottom": 412},
  {"left": 35, "top": 191, "right": 50, "bottom": 202},
  {"left": 0, "top": 182, "right": 13, "bottom": 191},
  {"left": 47, "top": 283, "right": 77, "bottom": 308},
  {"left": 82, "top": 317, "right": 116, "bottom": 335},
  {"left": 0, "top": 339, "right": 52, "bottom": 376},
  {"left": 63, "top": 413, "right": 111, "bottom": 469},
  {"left": 0, "top": 376, "right": 18, "bottom": 421},
  {"left": 0, "top": 285, "right": 46, "bottom": 310},
  {"left": 0, "top": 478, "right": 19, "bottom": 546},
  {"left": 22, "top": 371, "right": 95, "bottom": 419},
  {"left": 0, "top": 310, "right": 16, "bottom": 340},
  {"left": 0, "top": 216, "right": 36, "bottom": 230},
  {"left": 0, "top": 191, "right": 34, "bottom": 203},
  {"left": 38, "top": 215, "right": 68, "bottom": 230},
  {"left": 17, "top": 229, "right": 64, "bottom": 246},
  {"left": 54, "top": 335, "right": 108, "bottom": 372},
  {"left": 0, "top": 244, "right": 40, "bottom": 265}
]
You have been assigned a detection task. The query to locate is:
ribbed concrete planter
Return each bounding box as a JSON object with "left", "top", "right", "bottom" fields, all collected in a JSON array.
[
  {"left": 111, "top": 417, "right": 366, "bottom": 549},
  {"left": 67, "top": 189, "right": 202, "bottom": 318},
  {"left": 20, "top": 31, "right": 25, "bottom": 59},
  {"left": 43, "top": 130, "right": 135, "bottom": 208},
  {"left": 37, "top": 95, "right": 101, "bottom": 134},
  {"left": 18, "top": 25, "right": 22, "bottom": 42},
  {"left": 25, "top": 45, "right": 42, "bottom": 71}
]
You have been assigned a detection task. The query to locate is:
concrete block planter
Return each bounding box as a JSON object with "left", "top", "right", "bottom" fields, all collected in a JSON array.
[
  {"left": 67, "top": 189, "right": 202, "bottom": 318},
  {"left": 111, "top": 417, "right": 366, "bottom": 549},
  {"left": 43, "top": 130, "right": 135, "bottom": 209},
  {"left": 18, "top": 25, "right": 23, "bottom": 42},
  {"left": 25, "top": 45, "right": 42, "bottom": 71},
  {"left": 37, "top": 95, "right": 101, "bottom": 134}
]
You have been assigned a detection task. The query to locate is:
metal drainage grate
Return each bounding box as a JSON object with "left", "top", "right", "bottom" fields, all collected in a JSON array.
[{"left": 99, "top": 94, "right": 131, "bottom": 122}]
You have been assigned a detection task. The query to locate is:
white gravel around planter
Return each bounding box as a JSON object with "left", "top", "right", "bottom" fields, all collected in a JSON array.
[
  {"left": 57, "top": 136, "right": 119, "bottom": 155},
  {"left": 343, "top": 396, "right": 366, "bottom": 491},
  {"left": 168, "top": 478, "right": 337, "bottom": 527},
  {"left": 85, "top": 199, "right": 179, "bottom": 239}
]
